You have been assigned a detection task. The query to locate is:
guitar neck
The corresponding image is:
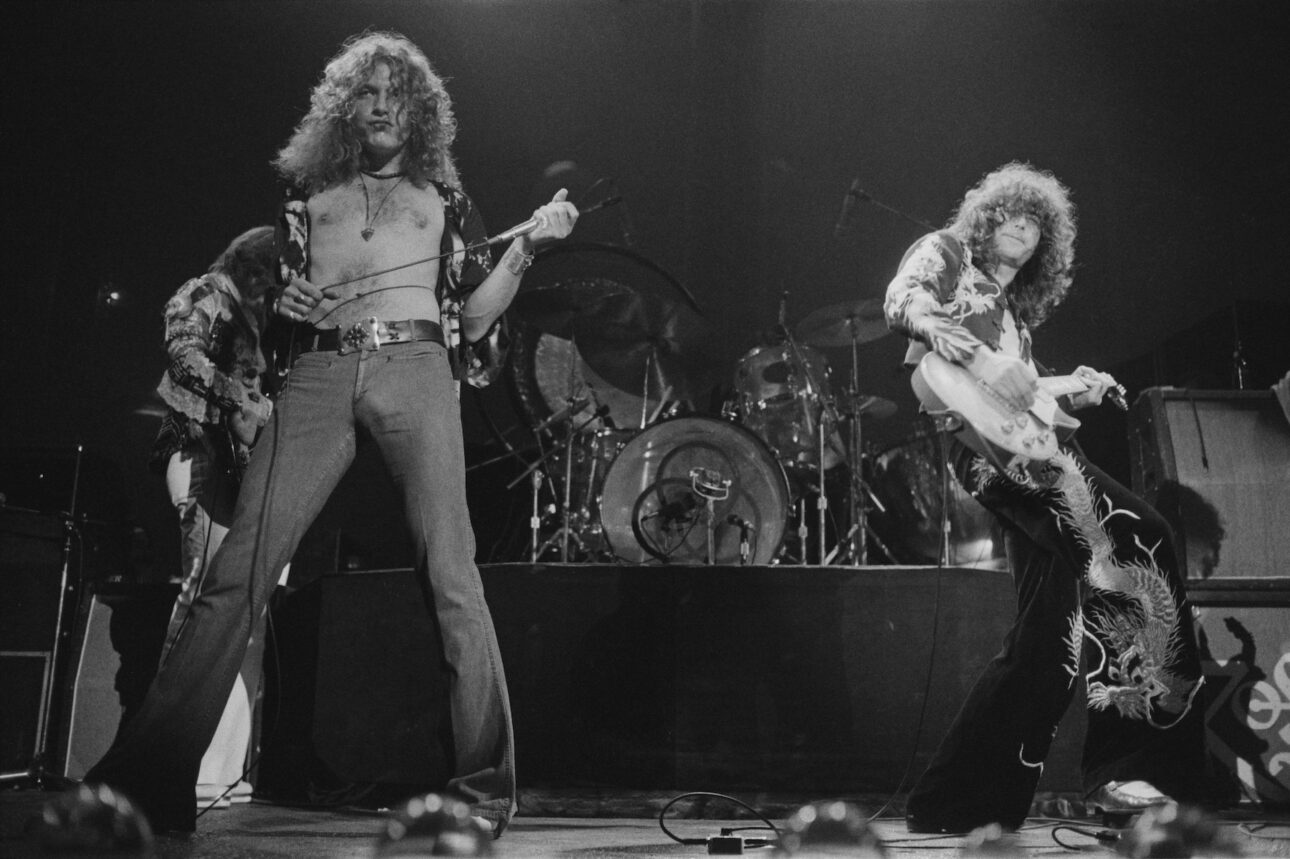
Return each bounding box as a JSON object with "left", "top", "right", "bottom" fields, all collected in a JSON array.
[
  {"left": 1040, "top": 373, "right": 1128, "bottom": 410},
  {"left": 1039, "top": 375, "right": 1088, "bottom": 398}
]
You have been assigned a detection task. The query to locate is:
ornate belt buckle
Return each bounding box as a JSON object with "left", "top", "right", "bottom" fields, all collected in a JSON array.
[{"left": 340, "top": 317, "right": 382, "bottom": 354}]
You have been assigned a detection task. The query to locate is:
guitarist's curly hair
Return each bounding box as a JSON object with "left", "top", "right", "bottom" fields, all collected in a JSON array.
[{"left": 948, "top": 162, "right": 1076, "bottom": 330}]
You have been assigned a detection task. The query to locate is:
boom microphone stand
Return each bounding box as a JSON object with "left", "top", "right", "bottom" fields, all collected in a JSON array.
[{"left": 0, "top": 444, "right": 84, "bottom": 790}]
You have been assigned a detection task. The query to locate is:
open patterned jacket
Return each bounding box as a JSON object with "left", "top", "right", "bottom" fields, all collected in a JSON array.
[{"left": 274, "top": 179, "right": 506, "bottom": 391}]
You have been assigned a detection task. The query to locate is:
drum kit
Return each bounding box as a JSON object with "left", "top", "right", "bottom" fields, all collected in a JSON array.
[{"left": 502, "top": 243, "right": 1002, "bottom": 567}]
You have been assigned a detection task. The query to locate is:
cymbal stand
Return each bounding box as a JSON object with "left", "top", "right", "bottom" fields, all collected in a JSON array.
[
  {"left": 844, "top": 319, "right": 867, "bottom": 564},
  {"left": 529, "top": 469, "right": 543, "bottom": 562},
  {"left": 524, "top": 411, "right": 604, "bottom": 563},
  {"left": 827, "top": 317, "right": 902, "bottom": 566},
  {"left": 0, "top": 445, "right": 83, "bottom": 790},
  {"left": 782, "top": 327, "right": 841, "bottom": 566},
  {"left": 640, "top": 350, "right": 653, "bottom": 430},
  {"left": 817, "top": 410, "right": 829, "bottom": 566}
]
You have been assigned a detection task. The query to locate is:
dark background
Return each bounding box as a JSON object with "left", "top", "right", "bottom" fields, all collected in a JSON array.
[{"left": 4, "top": 0, "right": 1288, "bottom": 580}]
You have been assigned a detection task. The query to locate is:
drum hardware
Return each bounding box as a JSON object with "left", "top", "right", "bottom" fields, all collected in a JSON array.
[
  {"left": 929, "top": 411, "right": 964, "bottom": 568},
  {"left": 688, "top": 466, "right": 732, "bottom": 564},
  {"left": 529, "top": 469, "right": 544, "bottom": 562},
  {"left": 507, "top": 396, "right": 609, "bottom": 561},
  {"left": 761, "top": 296, "right": 900, "bottom": 566}
]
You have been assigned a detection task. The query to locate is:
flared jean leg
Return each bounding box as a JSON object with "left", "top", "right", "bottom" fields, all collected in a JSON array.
[{"left": 355, "top": 342, "right": 516, "bottom": 831}]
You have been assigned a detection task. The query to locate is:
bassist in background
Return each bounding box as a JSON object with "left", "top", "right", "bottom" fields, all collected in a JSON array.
[
  {"left": 884, "top": 163, "right": 1208, "bottom": 834},
  {"left": 150, "top": 226, "right": 277, "bottom": 809}
]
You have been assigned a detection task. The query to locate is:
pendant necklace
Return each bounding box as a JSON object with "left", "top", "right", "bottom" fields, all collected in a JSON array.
[{"left": 359, "top": 172, "right": 406, "bottom": 241}]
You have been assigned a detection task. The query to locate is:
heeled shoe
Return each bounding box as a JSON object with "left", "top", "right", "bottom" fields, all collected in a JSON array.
[{"left": 1091, "top": 780, "right": 1173, "bottom": 812}]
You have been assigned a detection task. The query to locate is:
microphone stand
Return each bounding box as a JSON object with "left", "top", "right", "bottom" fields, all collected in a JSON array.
[{"left": 0, "top": 445, "right": 84, "bottom": 790}]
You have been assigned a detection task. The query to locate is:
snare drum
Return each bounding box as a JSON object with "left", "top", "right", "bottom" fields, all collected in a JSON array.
[{"left": 599, "top": 416, "right": 790, "bottom": 565}]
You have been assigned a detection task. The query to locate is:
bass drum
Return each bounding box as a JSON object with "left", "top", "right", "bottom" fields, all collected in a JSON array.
[
  {"left": 600, "top": 417, "right": 789, "bottom": 566},
  {"left": 867, "top": 428, "right": 1006, "bottom": 568}
]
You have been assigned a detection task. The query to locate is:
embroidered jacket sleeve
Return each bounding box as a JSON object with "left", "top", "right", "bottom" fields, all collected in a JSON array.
[
  {"left": 156, "top": 273, "right": 264, "bottom": 424},
  {"left": 885, "top": 231, "right": 1031, "bottom": 365},
  {"left": 275, "top": 182, "right": 310, "bottom": 299},
  {"left": 434, "top": 182, "right": 505, "bottom": 389}
]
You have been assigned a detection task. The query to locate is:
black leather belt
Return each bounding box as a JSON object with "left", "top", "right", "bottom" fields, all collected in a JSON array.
[{"left": 298, "top": 318, "right": 446, "bottom": 356}]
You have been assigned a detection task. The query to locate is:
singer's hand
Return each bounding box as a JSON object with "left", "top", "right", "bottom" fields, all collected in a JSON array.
[
  {"left": 520, "top": 188, "right": 579, "bottom": 252},
  {"left": 277, "top": 276, "right": 324, "bottom": 322}
]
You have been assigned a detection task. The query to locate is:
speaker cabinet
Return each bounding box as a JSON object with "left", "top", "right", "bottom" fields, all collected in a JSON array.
[
  {"left": 1130, "top": 388, "right": 1290, "bottom": 579},
  {"left": 257, "top": 569, "right": 453, "bottom": 804},
  {"left": 1188, "top": 579, "right": 1290, "bottom": 806}
]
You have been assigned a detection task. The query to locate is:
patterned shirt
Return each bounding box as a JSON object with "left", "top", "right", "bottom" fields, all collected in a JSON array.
[
  {"left": 151, "top": 271, "right": 266, "bottom": 473},
  {"left": 275, "top": 179, "right": 505, "bottom": 390}
]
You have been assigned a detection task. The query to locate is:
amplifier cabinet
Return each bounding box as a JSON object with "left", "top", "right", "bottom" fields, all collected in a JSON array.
[{"left": 1129, "top": 388, "right": 1290, "bottom": 579}]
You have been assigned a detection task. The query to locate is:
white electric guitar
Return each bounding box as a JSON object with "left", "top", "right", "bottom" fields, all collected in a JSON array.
[{"left": 911, "top": 352, "right": 1126, "bottom": 464}]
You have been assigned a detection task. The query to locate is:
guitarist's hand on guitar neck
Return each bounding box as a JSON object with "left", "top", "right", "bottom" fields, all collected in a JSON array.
[
  {"left": 1067, "top": 366, "right": 1120, "bottom": 410},
  {"left": 966, "top": 347, "right": 1038, "bottom": 414}
]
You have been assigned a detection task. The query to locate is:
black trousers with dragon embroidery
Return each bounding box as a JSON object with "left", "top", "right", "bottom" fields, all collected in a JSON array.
[{"left": 904, "top": 443, "right": 1208, "bottom": 832}]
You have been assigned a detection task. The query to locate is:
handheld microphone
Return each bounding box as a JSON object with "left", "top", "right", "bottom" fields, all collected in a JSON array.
[
  {"left": 833, "top": 177, "right": 863, "bottom": 238},
  {"left": 487, "top": 196, "right": 622, "bottom": 246},
  {"left": 488, "top": 217, "right": 541, "bottom": 246}
]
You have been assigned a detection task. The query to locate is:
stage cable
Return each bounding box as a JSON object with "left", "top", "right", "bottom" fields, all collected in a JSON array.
[{"left": 657, "top": 791, "right": 780, "bottom": 850}]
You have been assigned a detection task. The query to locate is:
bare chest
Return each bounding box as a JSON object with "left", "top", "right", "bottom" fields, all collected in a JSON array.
[{"left": 305, "top": 179, "right": 447, "bottom": 328}]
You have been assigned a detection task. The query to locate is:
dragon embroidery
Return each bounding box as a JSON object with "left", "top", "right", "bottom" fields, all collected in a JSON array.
[{"left": 974, "top": 450, "right": 1201, "bottom": 727}]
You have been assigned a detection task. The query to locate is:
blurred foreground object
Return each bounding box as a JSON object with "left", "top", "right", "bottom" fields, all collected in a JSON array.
[
  {"left": 774, "top": 800, "right": 886, "bottom": 856},
  {"left": 373, "top": 793, "right": 492, "bottom": 857},
  {"left": 1117, "top": 803, "right": 1243, "bottom": 858},
  {"left": 37, "top": 783, "right": 154, "bottom": 855}
]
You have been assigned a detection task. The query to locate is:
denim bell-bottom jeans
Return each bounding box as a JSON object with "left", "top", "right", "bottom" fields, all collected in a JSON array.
[{"left": 87, "top": 340, "right": 516, "bottom": 832}]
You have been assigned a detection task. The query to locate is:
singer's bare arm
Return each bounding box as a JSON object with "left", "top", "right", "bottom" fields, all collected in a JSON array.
[{"left": 460, "top": 189, "right": 578, "bottom": 342}]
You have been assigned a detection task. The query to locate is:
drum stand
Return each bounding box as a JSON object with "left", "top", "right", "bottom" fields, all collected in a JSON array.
[
  {"left": 0, "top": 445, "right": 84, "bottom": 791},
  {"left": 796, "top": 321, "right": 896, "bottom": 567}
]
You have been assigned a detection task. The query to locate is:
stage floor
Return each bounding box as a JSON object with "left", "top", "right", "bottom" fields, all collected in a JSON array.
[{"left": 3, "top": 790, "right": 1286, "bottom": 858}]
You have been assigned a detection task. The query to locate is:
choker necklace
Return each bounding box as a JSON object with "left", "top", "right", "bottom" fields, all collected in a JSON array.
[
  {"left": 358, "top": 173, "right": 406, "bottom": 241},
  {"left": 361, "top": 169, "right": 406, "bottom": 180}
]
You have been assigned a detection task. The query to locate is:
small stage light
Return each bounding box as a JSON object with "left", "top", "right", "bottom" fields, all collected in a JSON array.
[
  {"left": 373, "top": 792, "right": 492, "bottom": 857},
  {"left": 1116, "top": 803, "right": 1242, "bottom": 858},
  {"left": 37, "top": 783, "right": 154, "bottom": 856},
  {"left": 774, "top": 800, "right": 886, "bottom": 856}
]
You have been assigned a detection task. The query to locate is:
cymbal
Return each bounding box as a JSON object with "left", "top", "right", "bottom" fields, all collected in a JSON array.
[
  {"left": 837, "top": 393, "right": 896, "bottom": 420},
  {"left": 794, "top": 299, "right": 888, "bottom": 348},
  {"left": 570, "top": 293, "right": 711, "bottom": 398},
  {"left": 511, "top": 277, "right": 633, "bottom": 337}
]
